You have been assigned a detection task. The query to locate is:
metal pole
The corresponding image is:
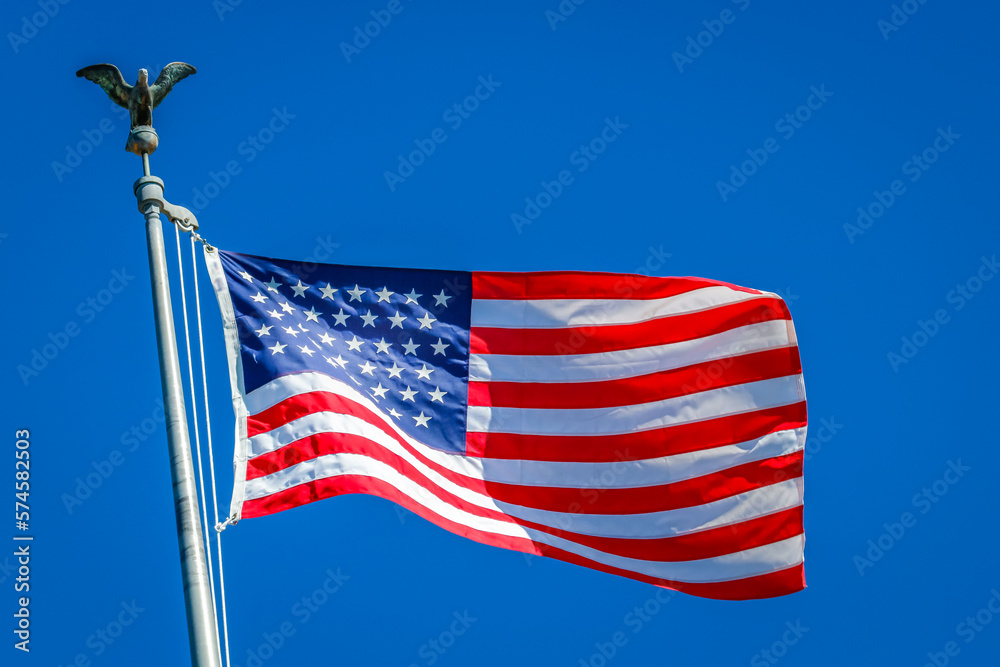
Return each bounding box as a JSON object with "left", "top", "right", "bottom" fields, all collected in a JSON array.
[{"left": 134, "top": 165, "right": 223, "bottom": 667}]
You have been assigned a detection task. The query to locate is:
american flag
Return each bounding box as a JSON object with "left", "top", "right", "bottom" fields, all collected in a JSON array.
[{"left": 207, "top": 249, "right": 807, "bottom": 600}]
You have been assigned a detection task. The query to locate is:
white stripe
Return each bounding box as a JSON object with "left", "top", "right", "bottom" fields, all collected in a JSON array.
[
  {"left": 469, "top": 320, "right": 794, "bottom": 382},
  {"left": 243, "top": 453, "right": 803, "bottom": 582},
  {"left": 468, "top": 375, "right": 803, "bottom": 436},
  {"left": 246, "top": 372, "right": 804, "bottom": 487},
  {"left": 482, "top": 427, "right": 805, "bottom": 488},
  {"left": 492, "top": 479, "right": 805, "bottom": 539},
  {"left": 471, "top": 286, "right": 769, "bottom": 328}
]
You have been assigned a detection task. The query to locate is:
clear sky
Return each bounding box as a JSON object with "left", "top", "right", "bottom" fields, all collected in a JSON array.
[{"left": 4, "top": 0, "right": 999, "bottom": 665}]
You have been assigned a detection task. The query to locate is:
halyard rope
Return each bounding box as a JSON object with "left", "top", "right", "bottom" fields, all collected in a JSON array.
[
  {"left": 189, "top": 234, "right": 232, "bottom": 667},
  {"left": 173, "top": 223, "right": 232, "bottom": 667}
]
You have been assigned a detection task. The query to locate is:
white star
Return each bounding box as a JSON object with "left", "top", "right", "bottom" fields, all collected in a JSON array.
[
  {"left": 374, "top": 338, "right": 391, "bottom": 354},
  {"left": 358, "top": 361, "right": 376, "bottom": 376},
  {"left": 267, "top": 308, "right": 285, "bottom": 320},
  {"left": 250, "top": 292, "right": 268, "bottom": 303},
  {"left": 400, "top": 386, "right": 417, "bottom": 402},
  {"left": 346, "top": 336, "right": 364, "bottom": 352},
  {"left": 402, "top": 339, "right": 420, "bottom": 355},
  {"left": 279, "top": 301, "right": 295, "bottom": 314},
  {"left": 303, "top": 307, "right": 320, "bottom": 323},
  {"left": 297, "top": 323, "right": 309, "bottom": 333},
  {"left": 375, "top": 287, "right": 394, "bottom": 302},
  {"left": 388, "top": 407, "right": 402, "bottom": 420},
  {"left": 319, "top": 332, "right": 335, "bottom": 345},
  {"left": 255, "top": 323, "right": 272, "bottom": 337},
  {"left": 403, "top": 289, "right": 422, "bottom": 305},
  {"left": 386, "top": 362, "right": 404, "bottom": 379},
  {"left": 414, "top": 364, "right": 434, "bottom": 380},
  {"left": 347, "top": 284, "right": 365, "bottom": 302},
  {"left": 325, "top": 354, "right": 347, "bottom": 368},
  {"left": 299, "top": 344, "right": 316, "bottom": 357},
  {"left": 238, "top": 270, "right": 254, "bottom": 282},
  {"left": 360, "top": 310, "right": 378, "bottom": 327},
  {"left": 413, "top": 412, "right": 431, "bottom": 428},
  {"left": 429, "top": 387, "right": 447, "bottom": 403},
  {"left": 388, "top": 312, "right": 407, "bottom": 329},
  {"left": 431, "top": 339, "right": 450, "bottom": 356},
  {"left": 417, "top": 313, "right": 436, "bottom": 330},
  {"left": 319, "top": 283, "right": 338, "bottom": 300},
  {"left": 265, "top": 277, "right": 283, "bottom": 293},
  {"left": 290, "top": 280, "right": 309, "bottom": 297},
  {"left": 282, "top": 325, "right": 299, "bottom": 338},
  {"left": 433, "top": 290, "right": 452, "bottom": 307},
  {"left": 331, "top": 308, "right": 349, "bottom": 326},
  {"left": 268, "top": 341, "right": 286, "bottom": 355},
  {"left": 370, "top": 383, "right": 389, "bottom": 399}
]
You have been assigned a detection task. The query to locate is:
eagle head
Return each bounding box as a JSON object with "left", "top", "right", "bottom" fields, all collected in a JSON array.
[{"left": 138, "top": 68, "right": 148, "bottom": 84}]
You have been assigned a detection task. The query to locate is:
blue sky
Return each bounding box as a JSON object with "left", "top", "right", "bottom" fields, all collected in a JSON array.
[{"left": 4, "top": 0, "right": 999, "bottom": 665}]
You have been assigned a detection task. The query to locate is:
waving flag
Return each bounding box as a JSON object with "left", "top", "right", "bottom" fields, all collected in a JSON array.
[{"left": 207, "top": 249, "right": 807, "bottom": 600}]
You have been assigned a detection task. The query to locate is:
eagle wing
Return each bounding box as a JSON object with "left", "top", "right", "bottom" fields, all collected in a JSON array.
[
  {"left": 76, "top": 64, "right": 131, "bottom": 108},
  {"left": 150, "top": 62, "right": 197, "bottom": 108}
]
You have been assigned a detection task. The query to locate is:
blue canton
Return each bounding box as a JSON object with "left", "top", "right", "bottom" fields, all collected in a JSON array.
[{"left": 218, "top": 250, "right": 472, "bottom": 454}]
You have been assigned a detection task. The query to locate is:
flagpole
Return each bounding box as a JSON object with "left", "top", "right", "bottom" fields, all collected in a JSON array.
[{"left": 130, "top": 125, "right": 224, "bottom": 667}]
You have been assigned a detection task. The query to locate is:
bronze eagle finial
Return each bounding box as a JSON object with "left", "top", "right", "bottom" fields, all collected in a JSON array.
[{"left": 76, "top": 62, "right": 197, "bottom": 129}]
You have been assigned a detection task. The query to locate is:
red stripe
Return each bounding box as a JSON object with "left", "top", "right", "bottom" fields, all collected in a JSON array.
[
  {"left": 247, "top": 391, "right": 801, "bottom": 514},
  {"left": 535, "top": 506, "right": 803, "bottom": 563},
  {"left": 561, "top": 506, "right": 803, "bottom": 562},
  {"left": 469, "top": 348, "right": 802, "bottom": 410},
  {"left": 472, "top": 272, "right": 763, "bottom": 301},
  {"left": 466, "top": 401, "right": 808, "bottom": 461},
  {"left": 470, "top": 298, "right": 789, "bottom": 356},
  {"left": 241, "top": 474, "right": 803, "bottom": 600},
  {"left": 481, "top": 452, "right": 802, "bottom": 515}
]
